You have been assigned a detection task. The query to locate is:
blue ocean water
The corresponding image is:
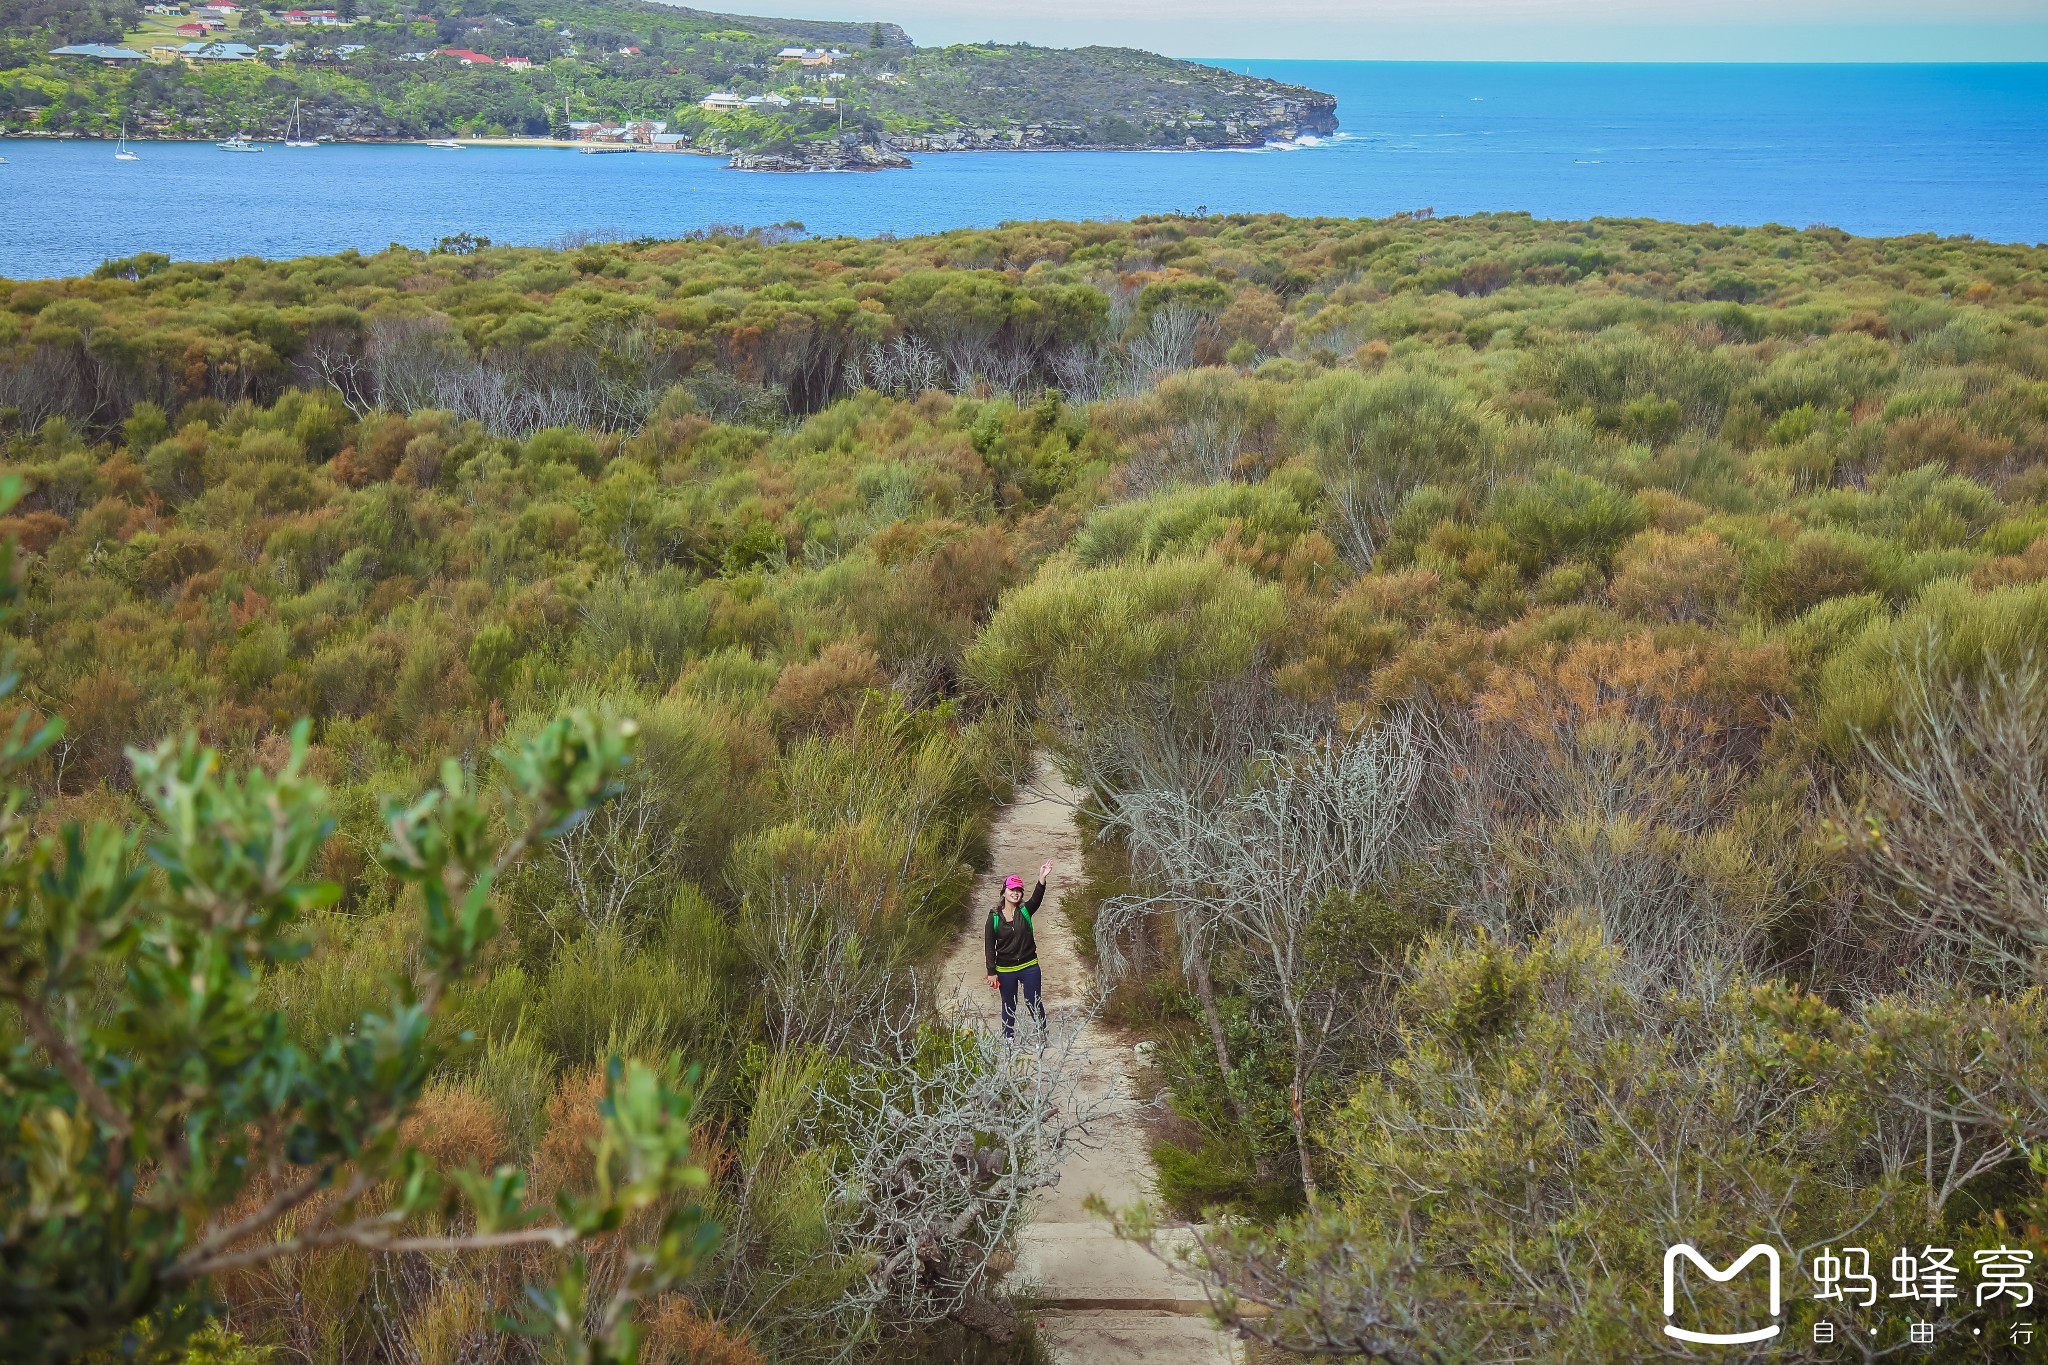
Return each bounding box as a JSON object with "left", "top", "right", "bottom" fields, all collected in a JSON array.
[{"left": 2, "top": 62, "right": 2044, "bottom": 279}]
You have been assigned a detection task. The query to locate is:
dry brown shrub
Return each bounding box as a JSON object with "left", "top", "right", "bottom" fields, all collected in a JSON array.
[
  {"left": 1343, "top": 567, "right": 1445, "bottom": 626},
  {"left": 1635, "top": 487, "right": 1711, "bottom": 531},
  {"left": 400, "top": 1082, "right": 510, "bottom": 1175},
  {"left": 98, "top": 450, "right": 148, "bottom": 499},
  {"left": 1353, "top": 338, "right": 1393, "bottom": 369},
  {"left": 328, "top": 444, "right": 371, "bottom": 488},
  {"left": 397, "top": 432, "right": 449, "bottom": 488},
  {"left": 642, "top": 1296, "right": 765, "bottom": 1365},
  {"left": 1609, "top": 529, "right": 1742, "bottom": 623},
  {"left": 1884, "top": 412, "right": 2014, "bottom": 475},
  {"left": 1973, "top": 535, "right": 2048, "bottom": 590},
  {"left": 919, "top": 525, "right": 1013, "bottom": 621},
  {"left": 356, "top": 413, "right": 416, "bottom": 481},
  {"left": 174, "top": 566, "right": 226, "bottom": 617},
  {"left": 529, "top": 1067, "right": 607, "bottom": 1206},
  {"left": 1217, "top": 286, "right": 1284, "bottom": 351},
  {"left": 1777, "top": 532, "right": 1871, "bottom": 614},
  {"left": 867, "top": 516, "right": 963, "bottom": 568},
  {"left": 1475, "top": 632, "right": 1790, "bottom": 768},
  {"left": 0, "top": 510, "right": 69, "bottom": 554},
  {"left": 62, "top": 665, "right": 146, "bottom": 786},
  {"left": 768, "top": 640, "right": 886, "bottom": 737},
  {"left": 365, "top": 575, "right": 418, "bottom": 618}
]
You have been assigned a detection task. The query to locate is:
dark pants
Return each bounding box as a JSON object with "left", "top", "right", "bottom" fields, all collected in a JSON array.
[{"left": 998, "top": 964, "right": 1045, "bottom": 1038}]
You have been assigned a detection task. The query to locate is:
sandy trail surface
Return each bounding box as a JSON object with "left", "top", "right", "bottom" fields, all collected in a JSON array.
[{"left": 936, "top": 766, "right": 1238, "bottom": 1365}]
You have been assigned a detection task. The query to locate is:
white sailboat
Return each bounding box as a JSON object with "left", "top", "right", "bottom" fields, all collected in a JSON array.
[
  {"left": 217, "top": 134, "right": 265, "bottom": 152},
  {"left": 115, "top": 118, "right": 140, "bottom": 160},
  {"left": 284, "top": 98, "right": 317, "bottom": 148}
]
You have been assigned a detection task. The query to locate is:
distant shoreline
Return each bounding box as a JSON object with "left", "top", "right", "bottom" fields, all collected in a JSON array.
[{"left": 0, "top": 132, "right": 1331, "bottom": 158}]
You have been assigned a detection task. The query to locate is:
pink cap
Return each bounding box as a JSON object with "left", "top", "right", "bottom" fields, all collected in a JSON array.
[{"left": 1004, "top": 875, "right": 1025, "bottom": 890}]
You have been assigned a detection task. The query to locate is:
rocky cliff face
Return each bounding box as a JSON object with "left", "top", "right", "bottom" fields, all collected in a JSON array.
[{"left": 727, "top": 142, "right": 911, "bottom": 171}]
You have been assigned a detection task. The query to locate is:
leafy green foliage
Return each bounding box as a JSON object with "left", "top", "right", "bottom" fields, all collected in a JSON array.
[{"left": 0, "top": 676, "right": 713, "bottom": 1363}]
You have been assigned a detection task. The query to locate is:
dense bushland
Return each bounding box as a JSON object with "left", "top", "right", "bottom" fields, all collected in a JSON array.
[
  {"left": 0, "top": 372, "right": 1108, "bottom": 1359},
  {"left": 4, "top": 210, "right": 2048, "bottom": 1360}
]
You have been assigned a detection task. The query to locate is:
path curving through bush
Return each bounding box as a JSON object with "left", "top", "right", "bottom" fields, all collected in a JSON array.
[{"left": 939, "top": 764, "right": 1238, "bottom": 1365}]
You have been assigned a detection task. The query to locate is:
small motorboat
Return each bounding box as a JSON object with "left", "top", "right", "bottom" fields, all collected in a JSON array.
[
  {"left": 217, "top": 135, "right": 265, "bottom": 152},
  {"left": 424, "top": 138, "right": 465, "bottom": 149}
]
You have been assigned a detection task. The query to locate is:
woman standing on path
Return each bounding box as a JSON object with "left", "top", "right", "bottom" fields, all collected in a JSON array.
[{"left": 986, "top": 860, "right": 1054, "bottom": 1040}]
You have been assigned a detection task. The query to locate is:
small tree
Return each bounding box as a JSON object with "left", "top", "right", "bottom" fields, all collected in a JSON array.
[
  {"left": 0, "top": 482, "right": 715, "bottom": 1363},
  {"left": 1098, "top": 720, "right": 1430, "bottom": 1203}
]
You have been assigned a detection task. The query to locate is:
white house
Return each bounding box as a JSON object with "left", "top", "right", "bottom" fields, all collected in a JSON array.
[
  {"left": 742, "top": 92, "right": 791, "bottom": 107},
  {"left": 698, "top": 92, "right": 745, "bottom": 110}
]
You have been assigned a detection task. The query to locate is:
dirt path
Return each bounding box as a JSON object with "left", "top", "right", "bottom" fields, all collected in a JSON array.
[{"left": 938, "top": 766, "right": 1238, "bottom": 1365}]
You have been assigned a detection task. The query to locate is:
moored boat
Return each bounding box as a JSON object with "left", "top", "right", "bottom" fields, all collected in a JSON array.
[{"left": 284, "top": 99, "right": 317, "bottom": 148}]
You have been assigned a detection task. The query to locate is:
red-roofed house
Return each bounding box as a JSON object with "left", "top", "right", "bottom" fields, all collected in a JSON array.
[
  {"left": 500, "top": 54, "right": 531, "bottom": 68},
  {"left": 439, "top": 47, "right": 494, "bottom": 63}
]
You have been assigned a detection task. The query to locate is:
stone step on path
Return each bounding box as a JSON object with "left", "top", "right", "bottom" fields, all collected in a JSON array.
[
  {"left": 1035, "top": 1309, "right": 1238, "bottom": 1365},
  {"left": 1014, "top": 1223, "right": 1212, "bottom": 1312},
  {"left": 938, "top": 765, "right": 1241, "bottom": 1365}
]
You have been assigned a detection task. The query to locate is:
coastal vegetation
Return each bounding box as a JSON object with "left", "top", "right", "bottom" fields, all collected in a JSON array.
[
  {"left": 0, "top": 0, "right": 1334, "bottom": 157},
  {"left": 4, "top": 210, "right": 2048, "bottom": 1360}
]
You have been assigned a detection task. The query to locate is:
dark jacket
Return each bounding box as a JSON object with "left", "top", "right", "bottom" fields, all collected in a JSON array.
[{"left": 984, "top": 880, "right": 1045, "bottom": 975}]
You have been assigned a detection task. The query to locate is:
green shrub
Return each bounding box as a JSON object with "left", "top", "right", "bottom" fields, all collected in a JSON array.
[
  {"left": 1072, "top": 474, "right": 1319, "bottom": 567},
  {"left": 1485, "top": 468, "right": 1647, "bottom": 571}
]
